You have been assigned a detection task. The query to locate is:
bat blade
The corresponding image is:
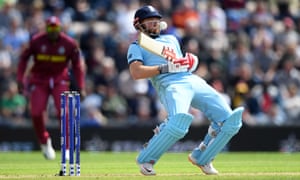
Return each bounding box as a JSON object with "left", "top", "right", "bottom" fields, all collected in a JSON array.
[{"left": 138, "top": 32, "right": 165, "bottom": 57}]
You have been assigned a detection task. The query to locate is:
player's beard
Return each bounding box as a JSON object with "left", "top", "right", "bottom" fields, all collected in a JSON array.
[
  {"left": 140, "top": 22, "right": 160, "bottom": 38},
  {"left": 47, "top": 32, "right": 60, "bottom": 41},
  {"left": 147, "top": 27, "right": 160, "bottom": 38}
]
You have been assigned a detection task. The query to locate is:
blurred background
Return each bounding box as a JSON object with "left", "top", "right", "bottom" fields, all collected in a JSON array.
[{"left": 0, "top": 0, "right": 299, "bottom": 152}]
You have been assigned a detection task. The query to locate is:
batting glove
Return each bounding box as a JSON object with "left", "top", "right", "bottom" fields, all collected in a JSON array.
[
  {"left": 162, "top": 46, "right": 176, "bottom": 61},
  {"left": 172, "top": 53, "right": 199, "bottom": 72},
  {"left": 158, "top": 60, "right": 188, "bottom": 74}
]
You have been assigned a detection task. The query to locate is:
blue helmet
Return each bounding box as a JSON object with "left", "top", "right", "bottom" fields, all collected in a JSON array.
[{"left": 134, "top": 5, "right": 162, "bottom": 23}]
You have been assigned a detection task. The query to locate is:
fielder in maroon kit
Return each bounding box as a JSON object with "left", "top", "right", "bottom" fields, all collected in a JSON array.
[{"left": 17, "top": 16, "right": 86, "bottom": 160}]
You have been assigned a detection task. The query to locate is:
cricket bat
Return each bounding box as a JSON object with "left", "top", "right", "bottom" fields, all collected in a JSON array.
[{"left": 138, "top": 32, "right": 175, "bottom": 59}]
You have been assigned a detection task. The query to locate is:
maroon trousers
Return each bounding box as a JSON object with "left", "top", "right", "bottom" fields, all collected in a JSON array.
[{"left": 29, "top": 80, "right": 69, "bottom": 145}]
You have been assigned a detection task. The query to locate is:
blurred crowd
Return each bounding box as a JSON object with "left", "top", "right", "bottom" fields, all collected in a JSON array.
[{"left": 1, "top": 0, "right": 300, "bottom": 128}]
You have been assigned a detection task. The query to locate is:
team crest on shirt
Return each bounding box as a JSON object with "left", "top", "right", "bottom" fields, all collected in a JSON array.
[
  {"left": 41, "top": 45, "right": 47, "bottom": 52},
  {"left": 58, "top": 46, "right": 65, "bottom": 54}
]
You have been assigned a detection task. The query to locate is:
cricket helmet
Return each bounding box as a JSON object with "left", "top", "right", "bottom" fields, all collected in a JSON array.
[
  {"left": 134, "top": 5, "right": 162, "bottom": 23},
  {"left": 133, "top": 6, "right": 162, "bottom": 37}
]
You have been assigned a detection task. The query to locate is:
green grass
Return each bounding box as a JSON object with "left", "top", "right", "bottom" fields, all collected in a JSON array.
[{"left": 0, "top": 151, "right": 299, "bottom": 179}]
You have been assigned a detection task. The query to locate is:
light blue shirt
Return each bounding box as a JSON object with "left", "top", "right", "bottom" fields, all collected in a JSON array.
[
  {"left": 127, "top": 34, "right": 232, "bottom": 122},
  {"left": 127, "top": 34, "right": 192, "bottom": 89}
]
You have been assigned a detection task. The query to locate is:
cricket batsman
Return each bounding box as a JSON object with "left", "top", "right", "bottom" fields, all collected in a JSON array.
[
  {"left": 17, "top": 16, "right": 86, "bottom": 160},
  {"left": 127, "top": 5, "right": 244, "bottom": 175}
]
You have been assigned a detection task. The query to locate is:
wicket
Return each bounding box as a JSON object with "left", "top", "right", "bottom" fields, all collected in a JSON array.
[{"left": 60, "top": 91, "right": 81, "bottom": 176}]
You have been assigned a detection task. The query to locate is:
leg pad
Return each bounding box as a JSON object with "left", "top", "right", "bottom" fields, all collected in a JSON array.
[
  {"left": 193, "top": 107, "right": 244, "bottom": 165},
  {"left": 137, "top": 113, "right": 193, "bottom": 164}
]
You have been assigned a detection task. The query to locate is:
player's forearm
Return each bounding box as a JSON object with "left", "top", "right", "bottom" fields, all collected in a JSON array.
[
  {"left": 17, "top": 60, "right": 28, "bottom": 82},
  {"left": 74, "top": 71, "right": 85, "bottom": 89},
  {"left": 129, "top": 63, "right": 160, "bottom": 80},
  {"left": 17, "top": 48, "right": 32, "bottom": 82},
  {"left": 73, "top": 66, "right": 86, "bottom": 89}
]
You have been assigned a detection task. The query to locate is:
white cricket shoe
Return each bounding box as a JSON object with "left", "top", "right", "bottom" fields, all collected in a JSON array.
[
  {"left": 41, "top": 138, "right": 56, "bottom": 160},
  {"left": 188, "top": 154, "right": 218, "bottom": 175},
  {"left": 137, "top": 161, "right": 156, "bottom": 176}
]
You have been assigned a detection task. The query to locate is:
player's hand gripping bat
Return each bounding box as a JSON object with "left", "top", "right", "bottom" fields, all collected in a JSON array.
[{"left": 138, "top": 32, "right": 198, "bottom": 73}]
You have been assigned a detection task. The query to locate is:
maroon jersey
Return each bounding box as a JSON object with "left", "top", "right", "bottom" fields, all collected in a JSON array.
[{"left": 17, "top": 32, "right": 85, "bottom": 89}]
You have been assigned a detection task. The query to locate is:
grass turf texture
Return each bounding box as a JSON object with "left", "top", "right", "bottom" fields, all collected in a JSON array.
[{"left": 0, "top": 152, "right": 299, "bottom": 179}]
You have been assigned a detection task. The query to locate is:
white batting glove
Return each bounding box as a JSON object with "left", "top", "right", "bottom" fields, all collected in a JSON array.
[{"left": 158, "top": 60, "right": 188, "bottom": 73}]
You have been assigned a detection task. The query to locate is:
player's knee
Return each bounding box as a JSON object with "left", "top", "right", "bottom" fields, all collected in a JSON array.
[
  {"left": 165, "top": 113, "right": 193, "bottom": 139},
  {"left": 30, "top": 111, "right": 43, "bottom": 119},
  {"left": 222, "top": 107, "right": 244, "bottom": 135},
  {"left": 165, "top": 124, "right": 187, "bottom": 139}
]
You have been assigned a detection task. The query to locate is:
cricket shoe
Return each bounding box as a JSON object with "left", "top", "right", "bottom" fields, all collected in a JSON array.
[
  {"left": 188, "top": 154, "right": 218, "bottom": 175},
  {"left": 41, "top": 138, "right": 56, "bottom": 160},
  {"left": 136, "top": 161, "right": 156, "bottom": 176}
]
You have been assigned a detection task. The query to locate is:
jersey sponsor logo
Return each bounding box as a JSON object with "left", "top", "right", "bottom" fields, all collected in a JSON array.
[
  {"left": 58, "top": 46, "right": 65, "bottom": 54},
  {"left": 36, "top": 54, "right": 66, "bottom": 62},
  {"left": 41, "top": 45, "right": 47, "bottom": 52}
]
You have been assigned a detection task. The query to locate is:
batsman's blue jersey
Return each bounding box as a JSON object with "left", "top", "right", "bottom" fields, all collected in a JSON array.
[{"left": 127, "top": 34, "right": 232, "bottom": 122}]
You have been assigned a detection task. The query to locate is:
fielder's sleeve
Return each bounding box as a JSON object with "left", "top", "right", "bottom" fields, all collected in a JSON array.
[
  {"left": 71, "top": 46, "right": 85, "bottom": 90},
  {"left": 17, "top": 42, "right": 34, "bottom": 83}
]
